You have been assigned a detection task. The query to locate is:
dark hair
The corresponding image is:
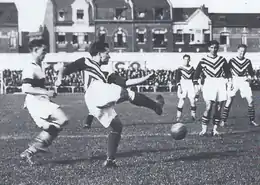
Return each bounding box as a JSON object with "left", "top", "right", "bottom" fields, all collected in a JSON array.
[
  {"left": 183, "top": 54, "right": 190, "bottom": 60},
  {"left": 89, "top": 41, "right": 109, "bottom": 56},
  {"left": 28, "top": 39, "right": 45, "bottom": 51},
  {"left": 208, "top": 40, "right": 219, "bottom": 47},
  {"left": 237, "top": 44, "right": 247, "bottom": 49}
]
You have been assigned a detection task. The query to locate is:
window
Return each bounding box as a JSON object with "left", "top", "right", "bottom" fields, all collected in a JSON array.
[
  {"left": 153, "top": 33, "right": 165, "bottom": 47},
  {"left": 190, "top": 34, "right": 195, "bottom": 42},
  {"left": 176, "top": 29, "right": 183, "bottom": 43},
  {"left": 57, "top": 33, "right": 66, "bottom": 44},
  {"left": 114, "top": 33, "right": 126, "bottom": 48},
  {"left": 114, "top": 8, "right": 126, "bottom": 20},
  {"left": 84, "top": 34, "right": 89, "bottom": 43},
  {"left": 77, "top": 9, "right": 84, "bottom": 20},
  {"left": 204, "top": 33, "right": 210, "bottom": 43},
  {"left": 9, "top": 31, "right": 17, "bottom": 49},
  {"left": 220, "top": 35, "right": 227, "bottom": 45},
  {"left": 72, "top": 34, "right": 78, "bottom": 44},
  {"left": 99, "top": 34, "right": 106, "bottom": 42},
  {"left": 137, "top": 33, "right": 145, "bottom": 43},
  {"left": 155, "top": 8, "right": 164, "bottom": 20},
  {"left": 58, "top": 10, "right": 65, "bottom": 21}
]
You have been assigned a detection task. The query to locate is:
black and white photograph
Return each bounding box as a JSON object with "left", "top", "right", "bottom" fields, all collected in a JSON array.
[{"left": 0, "top": 0, "right": 260, "bottom": 184}]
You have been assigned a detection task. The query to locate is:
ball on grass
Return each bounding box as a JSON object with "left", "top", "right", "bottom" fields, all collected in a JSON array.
[{"left": 170, "top": 123, "right": 187, "bottom": 140}]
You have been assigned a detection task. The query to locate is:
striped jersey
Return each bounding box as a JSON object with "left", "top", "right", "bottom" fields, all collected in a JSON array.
[
  {"left": 175, "top": 65, "right": 195, "bottom": 84},
  {"left": 229, "top": 57, "right": 254, "bottom": 77},
  {"left": 66, "top": 57, "right": 107, "bottom": 89},
  {"left": 194, "top": 55, "right": 231, "bottom": 81}
]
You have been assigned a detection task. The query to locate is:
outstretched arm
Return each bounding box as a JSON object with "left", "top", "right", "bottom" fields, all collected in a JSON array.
[
  {"left": 56, "top": 57, "right": 88, "bottom": 86},
  {"left": 107, "top": 72, "right": 155, "bottom": 88},
  {"left": 125, "top": 73, "right": 154, "bottom": 86}
]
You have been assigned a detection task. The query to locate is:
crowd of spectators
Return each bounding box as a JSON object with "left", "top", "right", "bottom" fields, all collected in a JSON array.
[{"left": 2, "top": 67, "right": 260, "bottom": 94}]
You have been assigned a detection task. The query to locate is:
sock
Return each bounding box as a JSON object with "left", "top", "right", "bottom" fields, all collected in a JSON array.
[
  {"left": 213, "top": 115, "right": 221, "bottom": 125},
  {"left": 222, "top": 106, "right": 230, "bottom": 122},
  {"left": 248, "top": 106, "right": 255, "bottom": 121},
  {"left": 130, "top": 92, "right": 157, "bottom": 112},
  {"left": 191, "top": 106, "right": 196, "bottom": 118},
  {"left": 84, "top": 115, "right": 94, "bottom": 126},
  {"left": 176, "top": 107, "right": 183, "bottom": 120},
  {"left": 107, "top": 132, "right": 121, "bottom": 160},
  {"left": 202, "top": 115, "right": 210, "bottom": 125}
]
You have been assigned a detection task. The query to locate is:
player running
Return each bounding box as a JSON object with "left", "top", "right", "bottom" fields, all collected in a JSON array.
[
  {"left": 221, "top": 44, "right": 258, "bottom": 127},
  {"left": 55, "top": 41, "right": 165, "bottom": 167},
  {"left": 20, "top": 39, "right": 69, "bottom": 165},
  {"left": 193, "top": 40, "right": 232, "bottom": 136},
  {"left": 175, "top": 54, "right": 198, "bottom": 122}
]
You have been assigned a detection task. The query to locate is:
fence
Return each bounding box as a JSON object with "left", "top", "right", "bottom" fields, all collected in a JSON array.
[{"left": 0, "top": 67, "right": 178, "bottom": 94}]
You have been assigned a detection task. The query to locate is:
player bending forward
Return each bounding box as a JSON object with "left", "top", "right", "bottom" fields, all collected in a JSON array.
[
  {"left": 193, "top": 40, "right": 233, "bottom": 136},
  {"left": 221, "top": 44, "right": 258, "bottom": 127},
  {"left": 55, "top": 41, "right": 165, "bottom": 167},
  {"left": 83, "top": 64, "right": 156, "bottom": 129},
  {"left": 20, "top": 39, "right": 69, "bottom": 165},
  {"left": 176, "top": 54, "right": 198, "bottom": 122}
]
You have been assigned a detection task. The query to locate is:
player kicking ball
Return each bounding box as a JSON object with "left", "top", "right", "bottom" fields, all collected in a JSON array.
[
  {"left": 176, "top": 54, "right": 198, "bottom": 122},
  {"left": 193, "top": 40, "right": 233, "bottom": 136},
  {"left": 20, "top": 39, "right": 69, "bottom": 165},
  {"left": 221, "top": 44, "right": 258, "bottom": 127},
  {"left": 82, "top": 66, "right": 156, "bottom": 129},
  {"left": 55, "top": 41, "right": 164, "bottom": 167}
]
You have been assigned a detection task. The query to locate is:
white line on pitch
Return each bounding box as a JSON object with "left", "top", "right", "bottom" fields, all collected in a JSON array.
[{"left": 0, "top": 129, "right": 258, "bottom": 140}]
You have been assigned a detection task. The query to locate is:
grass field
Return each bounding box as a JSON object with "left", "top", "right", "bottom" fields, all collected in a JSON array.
[{"left": 0, "top": 92, "right": 260, "bottom": 185}]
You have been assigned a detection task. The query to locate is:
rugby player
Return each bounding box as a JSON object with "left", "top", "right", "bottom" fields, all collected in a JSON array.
[
  {"left": 175, "top": 54, "right": 198, "bottom": 122},
  {"left": 55, "top": 41, "right": 165, "bottom": 167},
  {"left": 20, "top": 39, "right": 69, "bottom": 165},
  {"left": 221, "top": 44, "right": 258, "bottom": 127},
  {"left": 193, "top": 40, "right": 233, "bottom": 136}
]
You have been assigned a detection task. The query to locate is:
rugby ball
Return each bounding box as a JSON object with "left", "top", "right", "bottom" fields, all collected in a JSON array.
[{"left": 170, "top": 123, "right": 187, "bottom": 140}]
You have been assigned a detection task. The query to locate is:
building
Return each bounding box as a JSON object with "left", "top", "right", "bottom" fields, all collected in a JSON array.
[
  {"left": 132, "top": 0, "right": 172, "bottom": 52},
  {"left": 172, "top": 6, "right": 212, "bottom": 52},
  {"left": 210, "top": 13, "right": 260, "bottom": 52},
  {"left": 54, "top": 0, "right": 95, "bottom": 52},
  {"left": 94, "top": 0, "right": 134, "bottom": 52},
  {"left": 0, "top": 3, "right": 18, "bottom": 53}
]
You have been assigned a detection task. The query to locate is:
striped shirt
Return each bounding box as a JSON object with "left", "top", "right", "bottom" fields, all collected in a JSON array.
[
  {"left": 194, "top": 55, "right": 231, "bottom": 82},
  {"left": 175, "top": 65, "right": 195, "bottom": 85},
  {"left": 229, "top": 57, "right": 254, "bottom": 77}
]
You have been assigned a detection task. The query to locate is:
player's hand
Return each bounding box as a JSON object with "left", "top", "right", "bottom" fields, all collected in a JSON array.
[
  {"left": 178, "top": 85, "right": 183, "bottom": 94},
  {"left": 227, "top": 81, "right": 233, "bottom": 91}
]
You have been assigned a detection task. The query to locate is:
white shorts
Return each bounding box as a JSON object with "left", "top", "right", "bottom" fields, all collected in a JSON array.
[
  {"left": 202, "top": 78, "right": 227, "bottom": 102},
  {"left": 227, "top": 77, "right": 252, "bottom": 98},
  {"left": 24, "top": 95, "right": 60, "bottom": 129},
  {"left": 177, "top": 79, "right": 196, "bottom": 100},
  {"left": 84, "top": 80, "right": 123, "bottom": 128}
]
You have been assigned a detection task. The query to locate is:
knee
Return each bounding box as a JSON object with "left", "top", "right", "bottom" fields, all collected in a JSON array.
[
  {"left": 110, "top": 117, "right": 123, "bottom": 134},
  {"left": 50, "top": 108, "right": 69, "bottom": 128},
  {"left": 247, "top": 97, "right": 253, "bottom": 106}
]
